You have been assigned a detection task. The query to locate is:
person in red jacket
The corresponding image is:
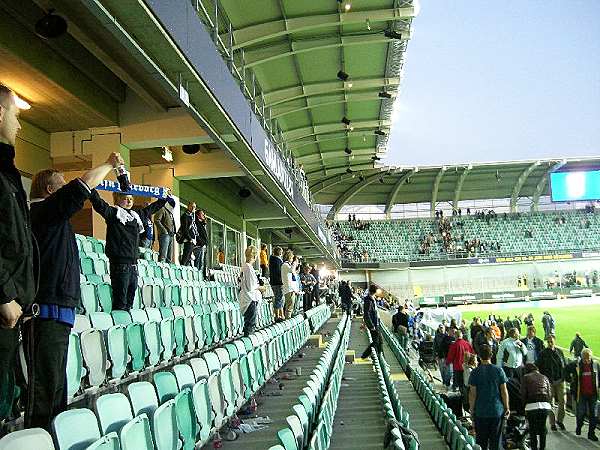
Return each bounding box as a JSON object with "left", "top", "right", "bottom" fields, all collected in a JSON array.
[{"left": 447, "top": 329, "right": 474, "bottom": 391}]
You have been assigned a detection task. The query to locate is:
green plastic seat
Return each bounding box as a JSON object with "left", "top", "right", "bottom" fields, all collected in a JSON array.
[
  {"left": 66, "top": 333, "right": 86, "bottom": 399},
  {"left": 192, "top": 379, "right": 214, "bottom": 444},
  {"left": 154, "top": 371, "right": 179, "bottom": 403},
  {"left": 96, "top": 393, "right": 133, "bottom": 435},
  {"left": 174, "top": 389, "right": 199, "bottom": 450},
  {"left": 128, "top": 381, "right": 159, "bottom": 420},
  {"left": 80, "top": 283, "right": 98, "bottom": 314},
  {"left": 152, "top": 399, "right": 178, "bottom": 450},
  {"left": 52, "top": 408, "right": 101, "bottom": 450},
  {"left": 277, "top": 428, "right": 298, "bottom": 450},
  {"left": 120, "top": 414, "right": 154, "bottom": 450},
  {"left": 97, "top": 283, "right": 113, "bottom": 313},
  {"left": 173, "top": 364, "right": 196, "bottom": 391}
]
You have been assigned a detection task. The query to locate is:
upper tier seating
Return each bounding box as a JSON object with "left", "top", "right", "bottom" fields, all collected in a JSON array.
[{"left": 335, "top": 209, "right": 600, "bottom": 262}]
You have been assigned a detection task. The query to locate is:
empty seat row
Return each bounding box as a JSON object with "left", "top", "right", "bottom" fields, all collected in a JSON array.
[
  {"left": 276, "top": 314, "right": 351, "bottom": 450},
  {"left": 381, "top": 326, "right": 479, "bottom": 450},
  {"left": 304, "top": 304, "right": 331, "bottom": 333},
  {"left": 1, "top": 314, "right": 317, "bottom": 450},
  {"left": 65, "top": 299, "right": 273, "bottom": 400}
]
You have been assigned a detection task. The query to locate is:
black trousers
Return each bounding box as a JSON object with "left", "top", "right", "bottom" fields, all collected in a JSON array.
[
  {"left": 0, "top": 327, "right": 19, "bottom": 421},
  {"left": 23, "top": 319, "right": 70, "bottom": 431},
  {"left": 193, "top": 245, "right": 206, "bottom": 277},
  {"left": 110, "top": 262, "right": 138, "bottom": 311},
  {"left": 303, "top": 292, "right": 313, "bottom": 312},
  {"left": 361, "top": 328, "right": 383, "bottom": 358},
  {"left": 180, "top": 242, "right": 194, "bottom": 266},
  {"left": 526, "top": 409, "right": 548, "bottom": 450},
  {"left": 243, "top": 302, "right": 258, "bottom": 337}
]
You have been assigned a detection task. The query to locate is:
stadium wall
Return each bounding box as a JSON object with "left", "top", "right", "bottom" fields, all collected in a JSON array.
[{"left": 342, "top": 256, "right": 600, "bottom": 300}]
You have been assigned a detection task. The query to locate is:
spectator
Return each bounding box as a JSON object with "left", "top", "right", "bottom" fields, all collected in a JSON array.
[
  {"left": 299, "top": 264, "right": 316, "bottom": 312},
  {"left": 489, "top": 321, "right": 501, "bottom": 341},
  {"left": 360, "top": 285, "right": 382, "bottom": 358},
  {"left": 310, "top": 264, "right": 320, "bottom": 306},
  {"left": 281, "top": 250, "right": 295, "bottom": 319},
  {"left": 440, "top": 328, "right": 456, "bottom": 389},
  {"left": 503, "top": 316, "right": 514, "bottom": 334},
  {"left": 217, "top": 247, "right": 225, "bottom": 264},
  {"left": 521, "top": 326, "right": 544, "bottom": 364},
  {"left": 338, "top": 280, "right": 353, "bottom": 314},
  {"left": 259, "top": 243, "right": 268, "bottom": 278},
  {"left": 0, "top": 85, "right": 35, "bottom": 422},
  {"left": 520, "top": 363, "right": 552, "bottom": 450},
  {"left": 565, "top": 348, "right": 600, "bottom": 441},
  {"left": 569, "top": 332, "right": 588, "bottom": 359},
  {"left": 178, "top": 202, "right": 197, "bottom": 266},
  {"left": 470, "top": 317, "right": 484, "bottom": 343},
  {"left": 469, "top": 344, "right": 510, "bottom": 450},
  {"left": 392, "top": 306, "right": 410, "bottom": 350},
  {"left": 537, "top": 335, "right": 566, "bottom": 431},
  {"left": 154, "top": 200, "right": 176, "bottom": 263},
  {"left": 139, "top": 199, "right": 155, "bottom": 248},
  {"left": 541, "top": 312, "right": 555, "bottom": 340},
  {"left": 463, "top": 352, "right": 478, "bottom": 412},
  {"left": 496, "top": 328, "right": 526, "bottom": 378},
  {"left": 90, "top": 188, "right": 169, "bottom": 311},
  {"left": 474, "top": 328, "right": 498, "bottom": 363},
  {"left": 239, "top": 246, "right": 265, "bottom": 336},
  {"left": 565, "top": 348, "right": 599, "bottom": 441},
  {"left": 193, "top": 209, "right": 208, "bottom": 277},
  {"left": 25, "top": 154, "right": 121, "bottom": 430},
  {"left": 269, "top": 247, "right": 284, "bottom": 322},
  {"left": 512, "top": 315, "right": 523, "bottom": 336},
  {"left": 446, "top": 329, "right": 474, "bottom": 391}
]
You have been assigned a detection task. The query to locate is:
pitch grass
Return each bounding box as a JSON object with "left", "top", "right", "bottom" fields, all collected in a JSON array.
[{"left": 460, "top": 304, "right": 600, "bottom": 356}]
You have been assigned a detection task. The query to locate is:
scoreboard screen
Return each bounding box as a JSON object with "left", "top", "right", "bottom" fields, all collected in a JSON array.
[{"left": 550, "top": 170, "right": 600, "bottom": 202}]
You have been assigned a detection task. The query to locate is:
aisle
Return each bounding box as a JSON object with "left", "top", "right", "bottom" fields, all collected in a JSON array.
[
  {"left": 328, "top": 318, "right": 387, "bottom": 450},
  {"left": 202, "top": 317, "right": 340, "bottom": 450}
]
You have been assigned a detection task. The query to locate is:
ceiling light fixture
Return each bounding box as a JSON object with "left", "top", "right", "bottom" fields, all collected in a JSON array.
[
  {"left": 13, "top": 94, "right": 31, "bottom": 110},
  {"left": 162, "top": 146, "right": 173, "bottom": 162},
  {"left": 182, "top": 144, "right": 201, "bottom": 155},
  {"left": 384, "top": 29, "right": 403, "bottom": 40},
  {"left": 378, "top": 91, "right": 392, "bottom": 99},
  {"left": 337, "top": 70, "right": 349, "bottom": 82},
  {"left": 347, "top": 82, "right": 353, "bottom": 88},
  {"left": 35, "top": 9, "right": 68, "bottom": 39}
]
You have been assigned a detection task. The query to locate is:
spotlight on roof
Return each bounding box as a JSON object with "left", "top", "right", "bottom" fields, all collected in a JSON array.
[
  {"left": 378, "top": 91, "right": 392, "bottom": 99},
  {"left": 35, "top": 9, "right": 68, "bottom": 39},
  {"left": 337, "top": 0, "right": 352, "bottom": 11},
  {"left": 337, "top": 70, "right": 349, "bottom": 82},
  {"left": 182, "top": 144, "right": 201, "bottom": 155},
  {"left": 344, "top": 147, "right": 352, "bottom": 155},
  {"left": 239, "top": 187, "right": 251, "bottom": 198},
  {"left": 341, "top": 116, "right": 351, "bottom": 126},
  {"left": 14, "top": 95, "right": 31, "bottom": 110},
  {"left": 384, "top": 29, "right": 403, "bottom": 40},
  {"left": 374, "top": 130, "right": 386, "bottom": 136}
]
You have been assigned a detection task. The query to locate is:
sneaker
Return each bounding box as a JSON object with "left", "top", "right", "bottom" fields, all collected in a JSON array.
[
  {"left": 557, "top": 422, "right": 565, "bottom": 431},
  {"left": 589, "top": 434, "right": 598, "bottom": 442},
  {"left": 551, "top": 425, "right": 557, "bottom": 431}
]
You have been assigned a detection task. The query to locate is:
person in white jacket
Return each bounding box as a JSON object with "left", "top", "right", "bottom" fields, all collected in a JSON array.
[
  {"left": 281, "top": 249, "right": 296, "bottom": 319},
  {"left": 239, "top": 246, "right": 266, "bottom": 336}
]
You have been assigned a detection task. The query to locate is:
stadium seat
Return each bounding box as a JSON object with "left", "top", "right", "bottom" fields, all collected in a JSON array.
[
  {"left": 173, "top": 364, "right": 196, "bottom": 391},
  {"left": 89, "top": 312, "right": 128, "bottom": 380},
  {"left": 72, "top": 315, "right": 107, "bottom": 389},
  {"left": 120, "top": 414, "right": 154, "bottom": 450},
  {"left": 286, "top": 415, "right": 304, "bottom": 450},
  {"left": 192, "top": 379, "right": 214, "bottom": 443},
  {"left": 96, "top": 393, "right": 134, "bottom": 435},
  {"left": 52, "top": 408, "right": 101, "bottom": 450},
  {"left": 174, "top": 388, "right": 200, "bottom": 450},
  {"left": 277, "top": 427, "right": 299, "bottom": 450},
  {"left": 66, "top": 333, "right": 86, "bottom": 399},
  {"left": 154, "top": 371, "right": 179, "bottom": 403},
  {"left": 152, "top": 399, "right": 179, "bottom": 450},
  {"left": 0, "top": 428, "right": 55, "bottom": 450},
  {"left": 83, "top": 433, "right": 120, "bottom": 450},
  {"left": 128, "top": 381, "right": 159, "bottom": 419}
]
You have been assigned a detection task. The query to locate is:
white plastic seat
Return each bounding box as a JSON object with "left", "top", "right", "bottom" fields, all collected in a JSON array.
[
  {"left": 52, "top": 408, "right": 101, "bottom": 450},
  {"left": 73, "top": 316, "right": 107, "bottom": 389},
  {"left": 120, "top": 414, "right": 154, "bottom": 450},
  {"left": 173, "top": 364, "right": 196, "bottom": 391},
  {"left": 0, "top": 428, "right": 54, "bottom": 450},
  {"left": 84, "top": 433, "right": 120, "bottom": 450},
  {"left": 127, "top": 381, "right": 159, "bottom": 419},
  {"left": 152, "top": 400, "right": 179, "bottom": 450},
  {"left": 96, "top": 393, "right": 134, "bottom": 435},
  {"left": 188, "top": 357, "right": 209, "bottom": 381}
]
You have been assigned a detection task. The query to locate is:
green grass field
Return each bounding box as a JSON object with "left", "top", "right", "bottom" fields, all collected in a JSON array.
[{"left": 459, "top": 304, "right": 600, "bottom": 355}]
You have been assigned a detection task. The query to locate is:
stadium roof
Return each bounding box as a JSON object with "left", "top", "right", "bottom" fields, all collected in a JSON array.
[{"left": 318, "top": 157, "right": 600, "bottom": 219}]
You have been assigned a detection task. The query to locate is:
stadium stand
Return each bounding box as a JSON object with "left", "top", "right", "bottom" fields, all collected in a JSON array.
[{"left": 334, "top": 209, "right": 600, "bottom": 262}]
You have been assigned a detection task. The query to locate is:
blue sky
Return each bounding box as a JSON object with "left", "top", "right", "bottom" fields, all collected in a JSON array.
[{"left": 386, "top": 1, "right": 600, "bottom": 167}]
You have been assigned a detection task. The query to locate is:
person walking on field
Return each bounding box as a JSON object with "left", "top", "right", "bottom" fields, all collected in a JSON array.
[
  {"left": 537, "top": 335, "right": 566, "bottom": 431},
  {"left": 569, "top": 332, "right": 588, "bottom": 359},
  {"left": 541, "top": 312, "right": 555, "bottom": 340}
]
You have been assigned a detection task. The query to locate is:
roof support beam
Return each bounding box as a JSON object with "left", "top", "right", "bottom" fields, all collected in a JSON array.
[
  {"left": 272, "top": 91, "right": 395, "bottom": 119},
  {"left": 532, "top": 162, "right": 562, "bottom": 212},
  {"left": 327, "top": 170, "right": 391, "bottom": 220},
  {"left": 510, "top": 162, "right": 539, "bottom": 213},
  {"left": 430, "top": 168, "right": 446, "bottom": 217},
  {"left": 264, "top": 77, "right": 400, "bottom": 107},
  {"left": 306, "top": 162, "right": 375, "bottom": 177},
  {"left": 297, "top": 148, "right": 376, "bottom": 163},
  {"left": 229, "top": 7, "right": 417, "bottom": 50},
  {"left": 290, "top": 130, "right": 378, "bottom": 151},
  {"left": 242, "top": 34, "right": 399, "bottom": 68},
  {"left": 282, "top": 119, "right": 391, "bottom": 143},
  {"left": 384, "top": 169, "right": 415, "bottom": 216},
  {"left": 453, "top": 167, "right": 471, "bottom": 210}
]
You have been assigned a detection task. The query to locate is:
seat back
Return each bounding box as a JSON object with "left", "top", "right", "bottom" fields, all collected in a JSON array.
[
  {"left": 0, "top": 428, "right": 55, "bottom": 450},
  {"left": 128, "top": 381, "right": 159, "bottom": 419},
  {"left": 286, "top": 415, "right": 304, "bottom": 450},
  {"left": 173, "top": 364, "right": 196, "bottom": 391},
  {"left": 120, "top": 415, "right": 154, "bottom": 450},
  {"left": 83, "top": 433, "right": 120, "bottom": 450},
  {"left": 154, "top": 371, "right": 179, "bottom": 403},
  {"left": 96, "top": 393, "right": 133, "bottom": 435},
  {"left": 277, "top": 428, "right": 299, "bottom": 450},
  {"left": 152, "top": 400, "right": 178, "bottom": 450},
  {"left": 52, "top": 408, "right": 101, "bottom": 450},
  {"left": 174, "top": 389, "right": 199, "bottom": 450}
]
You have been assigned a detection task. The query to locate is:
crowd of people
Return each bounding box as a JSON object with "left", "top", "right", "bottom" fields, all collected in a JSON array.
[{"left": 413, "top": 310, "right": 597, "bottom": 449}]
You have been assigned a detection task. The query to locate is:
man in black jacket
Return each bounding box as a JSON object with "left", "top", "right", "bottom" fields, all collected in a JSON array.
[
  {"left": 360, "top": 285, "right": 382, "bottom": 358},
  {"left": 521, "top": 325, "right": 544, "bottom": 364},
  {"left": 90, "top": 188, "right": 170, "bottom": 310},
  {"left": 193, "top": 209, "right": 208, "bottom": 278},
  {"left": 0, "top": 85, "right": 35, "bottom": 421},
  {"left": 538, "top": 335, "right": 567, "bottom": 431},
  {"left": 269, "top": 247, "right": 284, "bottom": 321},
  {"left": 27, "top": 153, "right": 121, "bottom": 430},
  {"left": 338, "top": 280, "right": 352, "bottom": 314},
  {"left": 178, "top": 202, "right": 197, "bottom": 266}
]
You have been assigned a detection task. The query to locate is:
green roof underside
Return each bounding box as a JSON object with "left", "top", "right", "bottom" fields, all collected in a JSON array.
[{"left": 217, "top": 0, "right": 415, "bottom": 181}]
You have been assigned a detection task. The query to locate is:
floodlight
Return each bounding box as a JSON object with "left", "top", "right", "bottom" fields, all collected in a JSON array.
[
  {"left": 378, "top": 92, "right": 392, "bottom": 99},
  {"left": 337, "top": 70, "right": 349, "bottom": 81},
  {"left": 341, "top": 116, "right": 351, "bottom": 126}
]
